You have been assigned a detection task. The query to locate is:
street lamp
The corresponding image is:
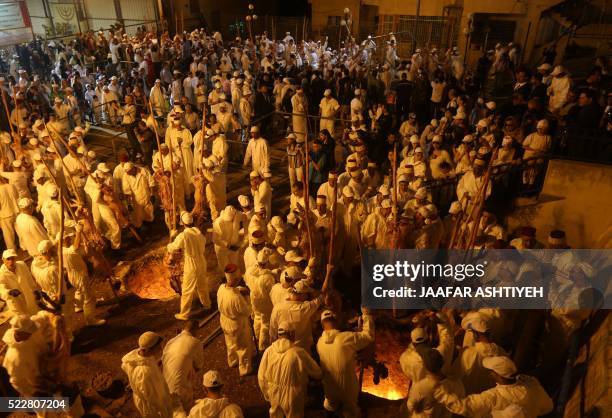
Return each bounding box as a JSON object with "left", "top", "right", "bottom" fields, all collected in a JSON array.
[
  {"left": 246, "top": 4, "right": 257, "bottom": 43},
  {"left": 340, "top": 6, "right": 353, "bottom": 47}
]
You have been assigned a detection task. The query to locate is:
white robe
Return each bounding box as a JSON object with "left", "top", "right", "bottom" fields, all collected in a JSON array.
[
  {"left": 15, "top": 213, "right": 48, "bottom": 256},
  {"left": 0, "top": 262, "right": 39, "bottom": 316}
]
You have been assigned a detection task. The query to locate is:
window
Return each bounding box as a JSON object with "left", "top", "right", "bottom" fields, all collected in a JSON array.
[{"left": 471, "top": 15, "right": 516, "bottom": 47}]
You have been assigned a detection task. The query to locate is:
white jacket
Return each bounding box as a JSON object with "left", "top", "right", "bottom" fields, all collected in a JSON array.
[
  {"left": 258, "top": 338, "right": 322, "bottom": 415},
  {"left": 15, "top": 213, "right": 48, "bottom": 256},
  {"left": 316, "top": 314, "right": 374, "bottom": 411},
  {"left": 121, "top": 349, "right": 174, "bottom": 418},
  {"left": 162, "top": 331, "right": 204, "bottom": 402},
  {"left": 0, "top": 262, "right": 39, "bottom": 316},
  {"left": 269, "top": 296, "right": 322, "bottom": 350},
  {"left": 187, "top": 397, "right": 243, "bottom": 417},
  {"left": 2, "top": 327, "right": 44, "bottom": 396}
]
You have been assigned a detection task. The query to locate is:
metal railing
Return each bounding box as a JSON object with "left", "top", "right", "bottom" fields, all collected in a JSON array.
[{"left": 553, "top": 127, "right": 612, "bottom": 165}]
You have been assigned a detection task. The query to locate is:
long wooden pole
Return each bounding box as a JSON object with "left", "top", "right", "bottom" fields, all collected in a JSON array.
[
  {"left": 167, "top": 144, "right": 177, "bottom": 232},
  {"left": 56, "top": 188, "right": 65, "bottom": 304},
  {"left": 302, "top": 115, "right": 314, "bottom": 259},
  {"left": 322, "top": 178, "right": 339, "bottom": 292},
  {"left": 147, "top": 101, "right": 165, "bottom": 172},
  {"left": 465, "top": 150, "right": 498, "bottom": 251},
  {"left": 0, "top": 88, "right": 14, "bottom": 137}
]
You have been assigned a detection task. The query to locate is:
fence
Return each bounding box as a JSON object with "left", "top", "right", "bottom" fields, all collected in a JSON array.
[
  {"left": 553, "top": 128, "right": 612, "bottom": 165},
  {"left": 211, "top": 13, "right": 310, "bottom": 44},
  {"left": 321, "top": 14, "right": 461, "bottom": 59}
]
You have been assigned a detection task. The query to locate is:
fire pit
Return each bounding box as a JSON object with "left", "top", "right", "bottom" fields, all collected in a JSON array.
[
  {"left": 124, "top": 253, "right": 177, "bottom": 300},
  {"left": 361, "top": 329, "right": 409, "bottom": 401}
]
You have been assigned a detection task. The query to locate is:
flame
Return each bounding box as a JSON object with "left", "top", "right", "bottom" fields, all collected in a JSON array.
[
  {"left": 360, "top": 329, "right": 409, "bottom": 400},
  {"left": 362, "top": 383, "right": 406, "bottom": 400}
]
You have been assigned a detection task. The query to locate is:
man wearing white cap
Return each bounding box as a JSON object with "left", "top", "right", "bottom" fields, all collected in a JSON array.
[
  {"left": 289, "top": 182, "right": 315, "bottom": 214},
  {"left": 237, "top": 195, "right": 254, "bottom": 243},
  {"left": 239, "top": 86, "right": 253, "bottom": 130},
  {"left": 199, "top": 153, "right": 226, "bottom": 220},
  {"left": 457, "top": 159, "right": 491, "bottom": 211},
  {"left": 0, "top": 175, "right": 19, "bottom": 249},
  {"left": 161, "top": 320, "right": 204, "bottom": 411},
  {"left": 453, "top": 314, "right": 507, "bottom": 395},
  {"left": 404, "top": 186, "right": 431, "bottom": 213},
  {"left": 361, "top": 198, "right": 392, "bottom": 249},
  {"left": 188, "top": 370, "right": 243, "bottom": 417},
  {"left": 248, "top": 204, "right": 269, "bottom": 239},
  {"left": 167, "top": 211, "right": 210, "bottom": 320},
  {"left": 62, "top": 223, "right": 105, "bottom": 326},
  {"left": 101, "top": 85, "right": 119, "bottom": 125},
  {"left": 149, "top": 79, "right": 168, "bottom": 116},
  {"left": 170, "top": 71, "right": 183, "bottom": 106},
  {"left": 2, "top": 315, "right": 48, "bottom": 397},
  {"left": 350, "top": 89, "right": 364, "bottom": 122},
  {"left": 121, "top": 331, "right": 174, "bottom": 418},
  {"left": 123, "top": 162, "right": 155, "bottom": 229},
  {"left": 522, "top": 119, "right": 551, "bottom": 186},
  {"left": 217, "top": 264, "right": 254, "bottom": 376},
  {"left": 258, "top": 320, "right": 322, "bottom": 418},
  {"left": 165, "top": 116, "right": 195, "bottom": 196},
  {"left": 399, "top": 327, "right": 430, "bottom": 390},
  {"left": 415, "top": 204, "right": 445, "bottom": 249},
  {"left": 153, "top": 143, "right": 187, "bottom": 213},
  {"left": 211, "top": 131, "right": 229, "bottom": 174},
  {"left": 269, "top": 279, "right": 323, "bottom": 350},
  {"left": 319, "top": 89, "right": 340, "bottom": 134},
  {"left": 286, "top": 133, "right": 305, "bottom": 190},
  {"left": 243, "top": 230, "right": 266, "bottom": 273},
  {"left": 51, "top": 96, "right": 71, "bottom": 133},
  {"left": 61, "top": 141, "right": 88, "bottom": 203},
  {"left": 40, "top": 185, "right": 62, "bottom": 239},
  {"left": 440, "top": 356, "right": 553, "bottom": 418},
  {"left": 317, "top": 171, "right": 338, "bottom": 209},
  {"left": 317, "top": 308, "right": 374, "bottom": 416},
  {"left": 15, "top": 198, "right": 48, "bottom": 257},
  {"left": 254, "top": 170, "right": 272, "bottom": 221},
  {"left": 243, "top": 126, "right": 270, "bottom": 176},
  {"left": 84, "top": 165, "right": 122, "bottom": 250},
  {"left": 547, "top": 66, "right": 570, "bottom": 113},
  {"left": 244, "top": 250, "right": 276, "bottom": 351},
  {"left": 1, "top": 159, "right": 31, "bottom": 199},
  {"left": 0, "top": 250, "right": 39, "bottom": 316},
  {"left": 193, "top": 128, "right": 212, "bottom": 173},
  {"left": 271, "top": 264, "right": 303, "bottom": 307},
  {"left": 31, "top": 239, "right": 76, "bottom": 337},
  {"left": 213, "top": 206, "right": 242, "bottom": 272},
  {"left": 291, "top": 87, "right": 308, "bottom": 142},
  {"left": 208, "top": 81, "right": 224, "bottom": 116}
]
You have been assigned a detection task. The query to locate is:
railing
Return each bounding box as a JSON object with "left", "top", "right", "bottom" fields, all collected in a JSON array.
[
  {"left": 553, "top": 127, "right": 612, "bottom": 165},
  {"left": 425, "top": 156, "right": 551, "bottom": 212}
]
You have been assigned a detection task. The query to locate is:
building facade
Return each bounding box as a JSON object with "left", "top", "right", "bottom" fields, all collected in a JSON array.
[{"left": 309, "top": 0, "right": 611, "bottom": 66}]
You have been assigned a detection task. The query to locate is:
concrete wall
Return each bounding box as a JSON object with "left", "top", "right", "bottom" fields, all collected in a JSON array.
[{"left": 507, "top": 159, "right": 612, "bottom": 249}]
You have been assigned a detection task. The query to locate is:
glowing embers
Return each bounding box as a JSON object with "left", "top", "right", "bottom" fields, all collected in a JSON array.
[
  {"left": 125, "top": 254, "right": 178, "bottom": 300},
  {"left": 360, "top": 329, "right": 409, "bottom": 400}
]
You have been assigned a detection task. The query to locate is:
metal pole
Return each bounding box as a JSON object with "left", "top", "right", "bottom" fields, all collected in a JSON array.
[
  {"left": 73, "top": 0, "right": 82, "bottom": 34},
  {"left": 413, "top": 0, "right": 421, "bottom": 53},
  {"left": 521, "top": 22, "right": 532, "bottom": 66}
]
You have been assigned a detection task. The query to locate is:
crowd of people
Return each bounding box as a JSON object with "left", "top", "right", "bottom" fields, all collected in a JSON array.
[{"left": 0, "top": 21, "right": 608, "bottom": 418}]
